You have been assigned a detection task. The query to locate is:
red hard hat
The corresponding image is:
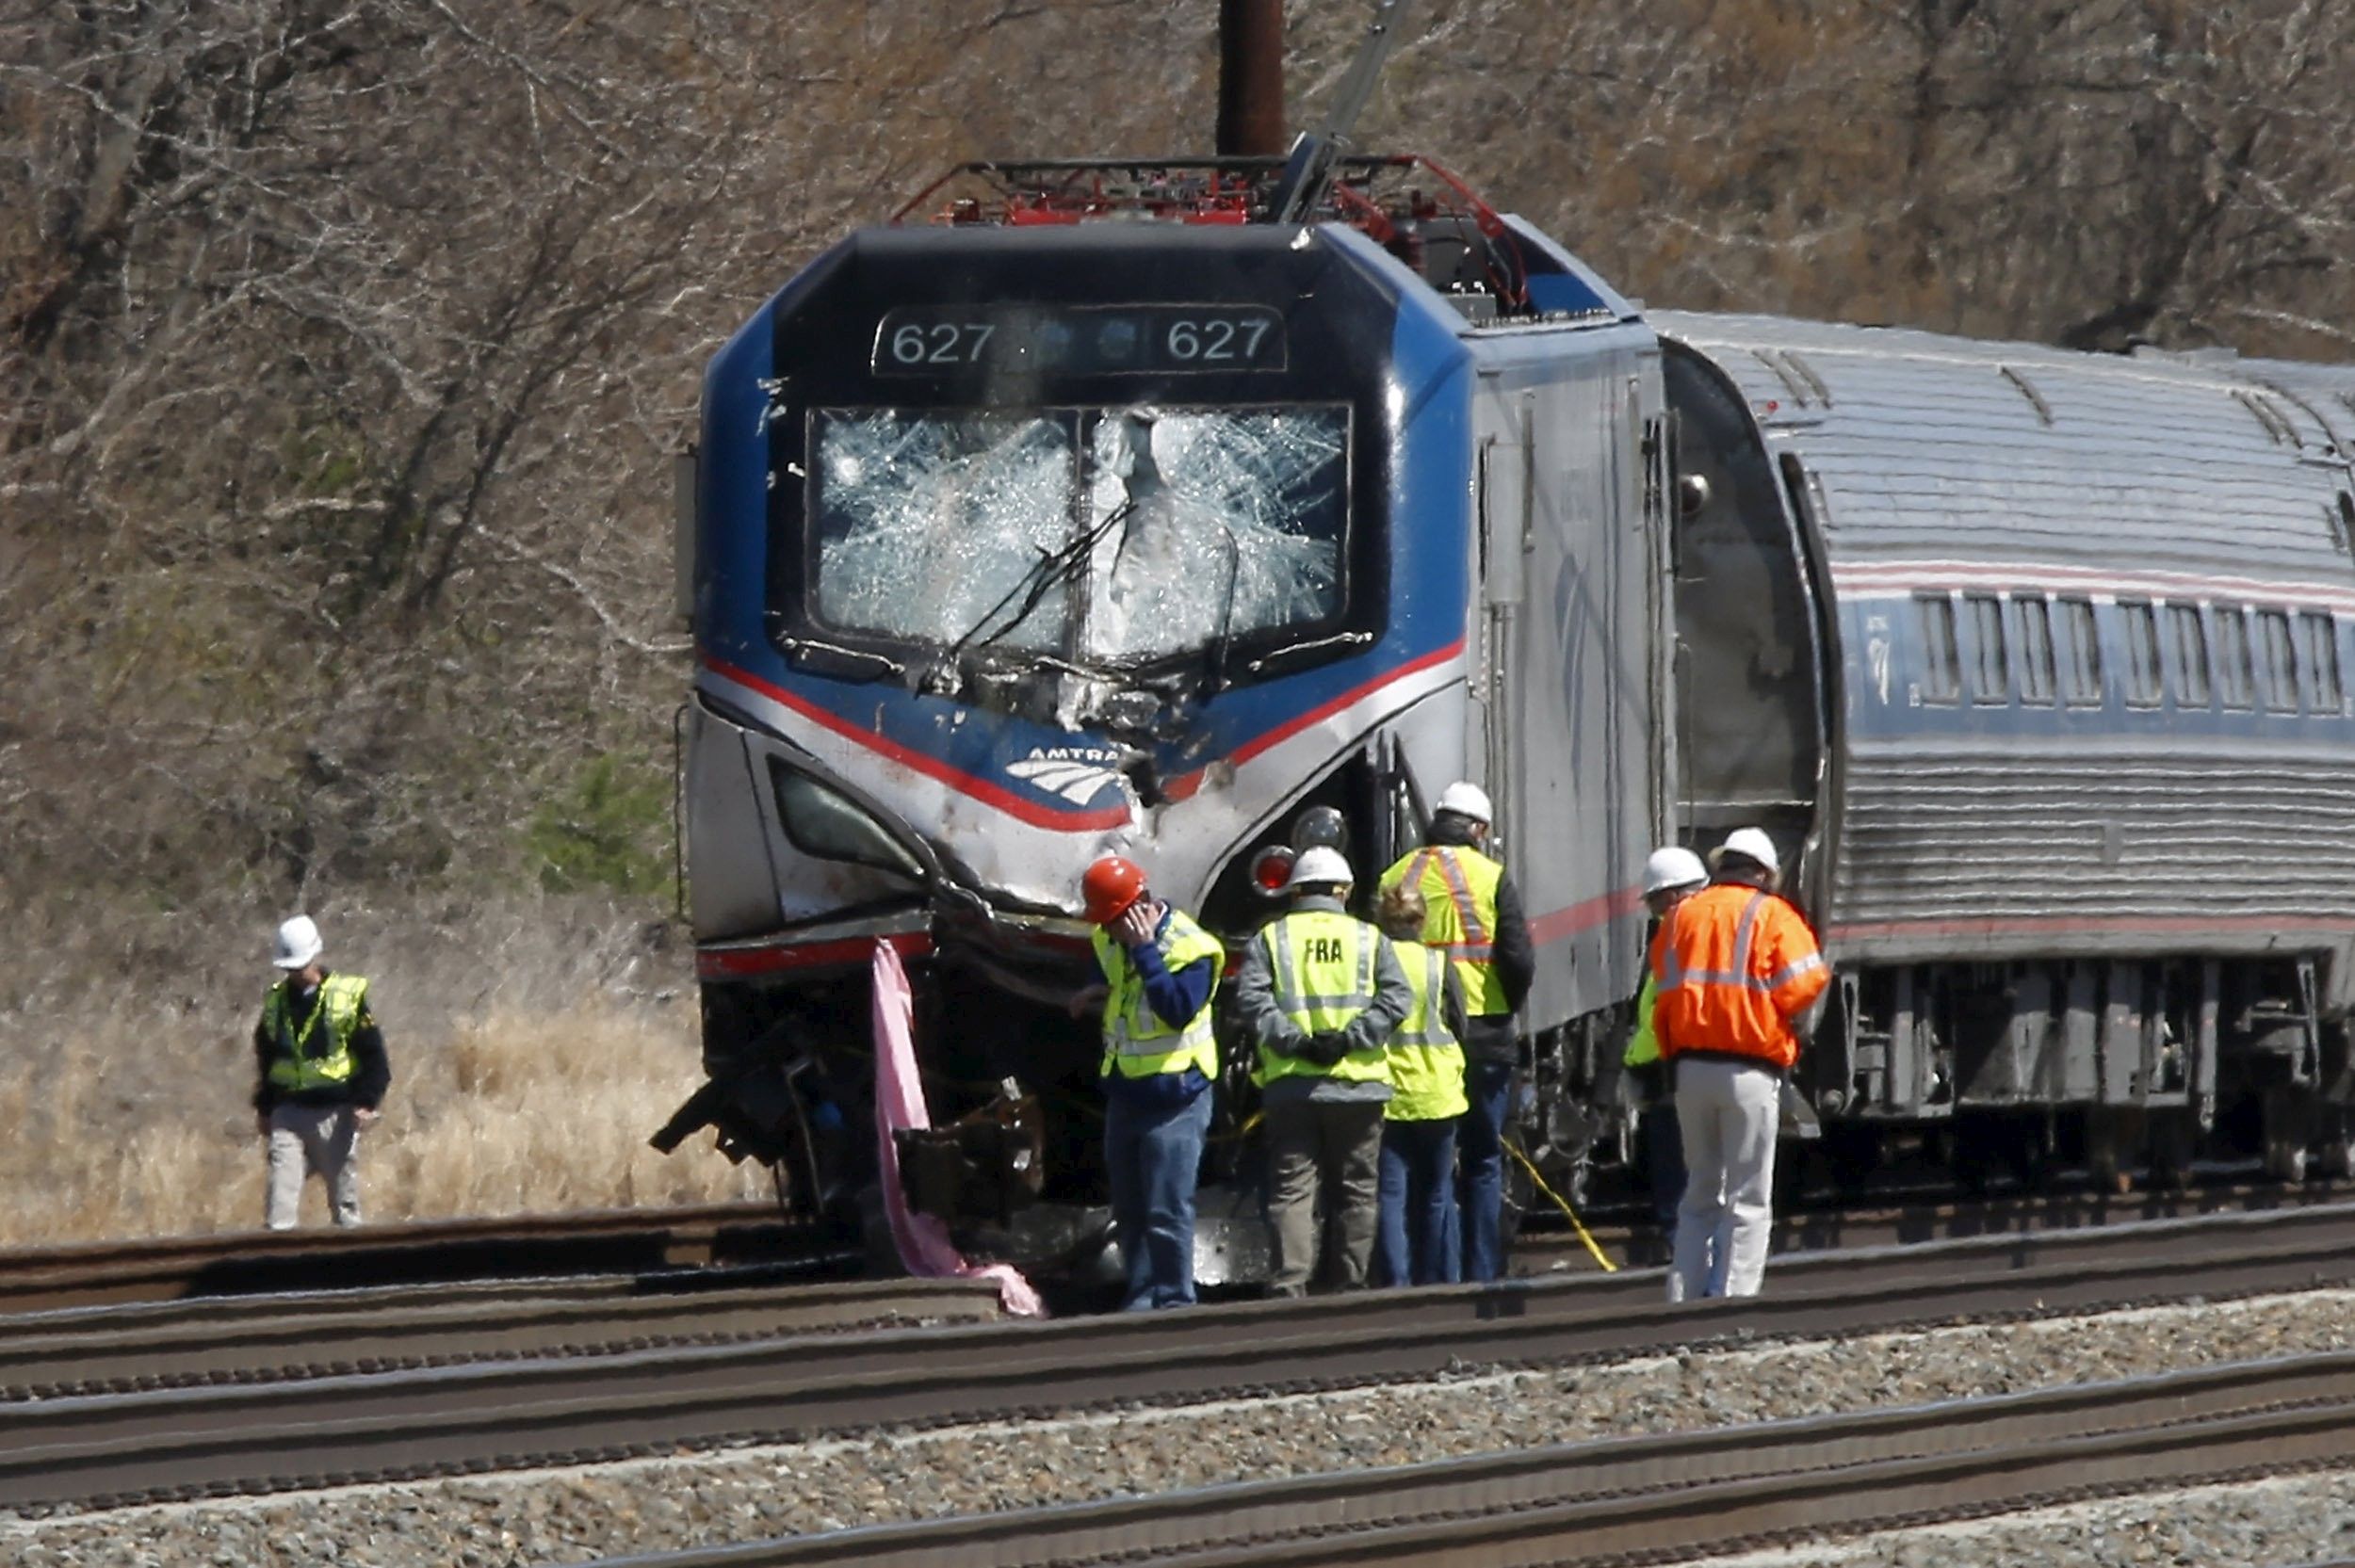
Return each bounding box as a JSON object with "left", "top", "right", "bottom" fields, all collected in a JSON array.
[{"left": 1082, "top": 856, "right": 1147, "bottom": 924}]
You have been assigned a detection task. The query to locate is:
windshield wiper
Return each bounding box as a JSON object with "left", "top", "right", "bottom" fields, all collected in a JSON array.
[
  {"left": 941, "top": 497, "right": 1138, "bottom": 663},
  {"left": 1203, "top": 524, "right": 1241, "bottom": 696},
  {"left": 1246, "top": 627, "right": 1376, "bottom": 676}
]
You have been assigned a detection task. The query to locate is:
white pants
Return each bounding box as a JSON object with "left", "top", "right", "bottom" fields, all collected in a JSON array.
[
  {"left": 1668, "top": 1056, "right": 1780, "bottom": 1301},
  {"left": 267, "top": 1103, "right": 363, "bottom": 1230}
]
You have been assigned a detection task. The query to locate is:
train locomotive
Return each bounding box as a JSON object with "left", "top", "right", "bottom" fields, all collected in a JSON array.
[{"left": 655, "top": 148, "right": 2355, "bottom": 1278}]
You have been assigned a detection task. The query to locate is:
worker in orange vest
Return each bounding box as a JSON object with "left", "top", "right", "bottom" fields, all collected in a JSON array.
[{"left": 1648, "top": 827, "right": 1828, "bottom": 1301}]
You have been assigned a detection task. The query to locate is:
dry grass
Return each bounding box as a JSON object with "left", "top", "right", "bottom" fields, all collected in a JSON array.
[{"left": 0, "top": 896, "right": 770, "bottom": 1245}]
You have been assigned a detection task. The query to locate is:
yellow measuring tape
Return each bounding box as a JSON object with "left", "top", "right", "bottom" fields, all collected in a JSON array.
[{"left": 1506, "top": 1140, "right": 1618, "bottom": 1272}]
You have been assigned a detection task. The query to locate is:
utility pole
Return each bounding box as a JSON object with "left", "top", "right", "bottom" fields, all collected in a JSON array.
[{"left": 1216, "top": 0, "right": 1285, "bottom": 155}]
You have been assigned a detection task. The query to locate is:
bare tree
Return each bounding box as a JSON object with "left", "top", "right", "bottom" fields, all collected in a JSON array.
[
  {"left": 4, "top": 0, "right": 2351, "bottom": 994},
  {"left": 0, "top": 0, "right": 1213, "bottom": 929}
]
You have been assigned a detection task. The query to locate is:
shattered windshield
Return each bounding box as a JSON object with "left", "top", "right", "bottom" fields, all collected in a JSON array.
[
  {"left": 808, "top": 412, "right": 1076, "bottom": 653},
  {"left": 808, "top": 406, "right": 1348, "bottom": 665}
]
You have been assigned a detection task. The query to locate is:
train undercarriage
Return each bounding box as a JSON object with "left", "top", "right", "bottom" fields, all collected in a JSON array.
[
  {"left": 660, "top": 948, "right": 2355, "bottom": 1298},
  {"left": 1587, "top": 951, "right": 2355, "bottom": 1205}
]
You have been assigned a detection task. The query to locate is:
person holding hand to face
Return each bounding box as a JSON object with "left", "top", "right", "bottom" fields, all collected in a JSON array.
[{"left": 1077, "top": 856, "right": 1225, "bottom": 1310}]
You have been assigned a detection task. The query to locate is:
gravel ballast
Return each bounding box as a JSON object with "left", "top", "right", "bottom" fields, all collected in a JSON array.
[{"left": 6, "top": 1289, "right": 2355, "bottom": 1566}]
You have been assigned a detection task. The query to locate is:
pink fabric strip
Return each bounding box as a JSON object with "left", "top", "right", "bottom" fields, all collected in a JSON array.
[{"left": 869, "top": 940, "right": 1048, "bottom": 1318}]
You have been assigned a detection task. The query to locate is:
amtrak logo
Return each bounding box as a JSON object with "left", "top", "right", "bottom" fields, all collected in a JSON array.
[{"left": 1007, "top": 748, "right": 1126, "bottom": 805}]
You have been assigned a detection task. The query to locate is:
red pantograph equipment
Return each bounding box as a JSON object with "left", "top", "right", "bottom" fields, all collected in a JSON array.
[
  {"left": 1082, "top": 856, "right": 1147, "bottom": 925},
  {"left": 1647, "top": 883, "right": 1829, "bottom": 1072}
]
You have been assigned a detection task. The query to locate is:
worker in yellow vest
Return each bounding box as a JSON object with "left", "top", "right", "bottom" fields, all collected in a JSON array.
[
  {"left": 1232, "top": 847, "right": 1412, "bottom": 1297},
  {"left": 1080, "top": 856, "right": 1225, "bottom": 1309},
  {"left": 1623, "top": 846, "right": 1710, "bottom": 1228},
  {"left": 1371, "top": 881, "right": 1469, "bottom": 1286},
  {"left": 1377, "top": 781, "right": 1534, "bottom": 1283},
  {"left": 253, "top": 916, "right": 390, "bottom": 1229}
]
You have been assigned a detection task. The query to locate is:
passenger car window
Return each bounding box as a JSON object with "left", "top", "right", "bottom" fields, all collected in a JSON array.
[
  {"left": 2120, "top": 601, "right": 2162, "bottom": 705},
  {"left": 2301, "top": 611, "right": 2343, "bottom": 713},
  {"left": 2058, "top": 597, "right": 2103, "bottom": 705},
  {"left": 1916, "top": 595, "right": 1960, "bottom": 703},
  {"left": 2165, "top": 604, "right": 2209, "bottom": 706},
  {"left": 2014, "top": 596, "right": 2055, "bottom": 704},
  {"left": 2258, "top": 609, "right": 2299, "bottom": 711},
  {"left": 1963, "top": 593, "right": 2007, "bottom": 703},
  {"left": 2214, "top": 607, "right": 2254, "bottom": 709}
]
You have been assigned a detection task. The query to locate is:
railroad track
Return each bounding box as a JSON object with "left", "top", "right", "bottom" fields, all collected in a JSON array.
[
  {"left": 5, "top": 1172, "right": 2334, "bottom": 1315},
  {"left": 9, "top": 1180, "right": 2311, "bottom": 1402},
  {"left": 0, "top": 1273, "right": 1001, "bottom": 1398},
  {"left": 568, "top": 1351, "right": 2355, "bottom": 1566},
  {"left": 0, "top": 1202, "right": 823, "bottom": 1314},
  {"left": 1521, "top": 1173, "right": 2355, "bottom": 1270},
  {"left": 8, "top": 1202, "right": 2355, "bottom": 1514},
  {"left": 0, "top": 1176, "right": 2338, "bottom": 1411}
]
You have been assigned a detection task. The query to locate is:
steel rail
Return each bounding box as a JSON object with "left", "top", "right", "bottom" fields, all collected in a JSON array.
[
  {"left": 1523, "top": 1173, "right": 2355, "bottom": 1270},
  {"left": 3, "top": 1170, "right": 2331, "bottom": 1316},
  {"left": 7, "top": 1178, "right": 2331, "bottom": 1402},
  {"left": 0, "top": 1203, "right": 814, "bottom": 1314},
  {"left": 0, "top": 1274, "right": 997, "bottom": 1398},
  {"left": 6, "top": 1202, "right": 2355, "bottom": 1512},
  {"left": 571, "top": 1352, "right": 2355, "bottom": 1566}
]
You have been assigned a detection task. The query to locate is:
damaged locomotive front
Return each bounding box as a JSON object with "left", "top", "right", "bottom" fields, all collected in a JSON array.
[{"left": 656, "top": 178, "right": 1524, "bottom": 1281}]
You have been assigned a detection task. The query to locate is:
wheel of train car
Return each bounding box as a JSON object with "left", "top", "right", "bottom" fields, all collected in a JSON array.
[
  {"left": 2260, "top": 1087, "right": 2316, "bottom": 1183},
  {"left": 1941, "top": 1115, "right": 2009, "bottom": 1196},
  {"left": 1822, "top": 1123, "right": 1882, "bottom": 1196},
  {"left": 2145, "top": 1110, "right": 2198, "bottom": 1192},
  {"left": 2324, "top": 1140, "right": 2355, "bottom": 1182},
  {"left": 1998, "top": 1114, "right": 2060, "bottom": 1189},
  {"left": 2084, "top": 1107, "right": 2139, "bottom": 1196},
  {"left": 2087, "top": 1146, "right": 2137, "bottom": 1196},
  {"left": 2266, "top": 1138, "right": 2313, "bottom": 1183}
]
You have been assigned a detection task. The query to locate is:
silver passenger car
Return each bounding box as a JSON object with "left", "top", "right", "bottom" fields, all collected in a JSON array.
[{"left": 1659, "top": 314, "right": 2355, "bottom": 1181}]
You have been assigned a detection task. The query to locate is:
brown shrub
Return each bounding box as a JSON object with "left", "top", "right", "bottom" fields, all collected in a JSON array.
[{"left": 0, "top": 895, "right": 768, "bottom": 1243}]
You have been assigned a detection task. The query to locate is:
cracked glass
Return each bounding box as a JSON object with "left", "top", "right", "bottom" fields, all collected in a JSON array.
[{"left": 808, "top": 406, "right": 1348, "bottom": 664}]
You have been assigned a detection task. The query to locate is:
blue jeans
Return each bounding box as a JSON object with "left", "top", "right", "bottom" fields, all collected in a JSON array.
[
  {"left": 1644, "top": 1096, "right": 1686, "bottom": 1230},
  {"left": 1375, "top": 1117, "right": 1460, "bottom": 1286},
  {"left": 1104, "top": 1085, "right": 1213, "bottom": 1309},
  {"left": 1459, "top": 1057, "right": 1516, "bottom": 1283}
]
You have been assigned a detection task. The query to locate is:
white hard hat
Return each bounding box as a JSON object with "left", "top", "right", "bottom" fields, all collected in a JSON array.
[
  {"left": 1643, "top": 846, "right": 1709, "bottom": 896},
  {"left": 271, "top": 915, "right": 324, "bottom": 970},
  {"left": 1286, "top": 846, "right": 1356, "bottom": 891},
  {"left": 1435, "top": 781, "right": 1492, "bottom": 823},
  {"left": 1708, "top": 827, "right": 1780, "bottom": 877}
]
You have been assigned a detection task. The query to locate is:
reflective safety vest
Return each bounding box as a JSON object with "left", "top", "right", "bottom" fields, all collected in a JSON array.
[
  {"left": 262, "top": 973, "right": 369, "bottom": 1092},
  {"left": 1254, "top": 909, "right": 1394, "bottom": 1088},
  {"left": 1623, "top": 973, "right": 1661, "bottom": 1069},
  {"left": 1380, "top": 845, "right": 1509, "bottom": 1016},
  {"left": 1093, "top": 909, "right": 1224, "bottom": 1081},
  {"left": 1648, "top": 884, "right": 1828, "bottom": 1072},
  {"left": 1385, "top": 939, "right": 1468, "bottom": 1122}
]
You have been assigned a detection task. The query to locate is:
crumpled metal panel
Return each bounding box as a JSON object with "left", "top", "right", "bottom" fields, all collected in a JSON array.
[{"left": 696, "top": 656, "right": 1467, "bottom": 922}]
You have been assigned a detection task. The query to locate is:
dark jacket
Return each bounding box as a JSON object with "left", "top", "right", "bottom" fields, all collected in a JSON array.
[{"left": 252, "top": 971, "right": 391, "bottom": 1115}]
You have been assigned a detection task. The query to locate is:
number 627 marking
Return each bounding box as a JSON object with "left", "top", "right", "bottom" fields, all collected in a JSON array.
[
  {"left": 1165, "top": 316, "right": 1274, "bottom": 362},
  {"left": 889, "top": 321, "right": 995, "bottom": 364}
]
